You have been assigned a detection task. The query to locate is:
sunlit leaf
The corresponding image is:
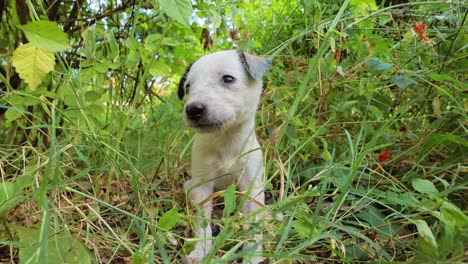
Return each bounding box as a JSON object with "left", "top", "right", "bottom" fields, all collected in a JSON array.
[
  {"left": 20, "top": 20, "right": 71, "bottom": 52},
  {"left": 350, "top": 0, "right": 378, "bottom": 29},
  {"left": 159, "top": 0, "right": 192, "bottom": 28},
  {"left": 209, "top": 10, "right": 222, "bottom": 28},
  {"left": 414, "top": 219, "right": 438, "bottom": 256},
  {"left": 4, "top": 108, "right": 23, "bottom": 122},
  {"left": 159, "top": 207, "right": 178, "bottom": 230},
  {"left": 149, "top": 60, "right": 172, "bottom": 77},
  {"left": 125, "top": 38, "right": 141, "bottom": 50},
  {"left": 441, "top": 202, "right": 468, "bottom": 228},
  {"left": 291, "top": 220, "right": 319, "bottom": 239},
  {"left": 12, "top": 43, "right": 55, "bottom": 90},
  {"left": 350, "top": 0, "right": 378, "bottom": 14}
]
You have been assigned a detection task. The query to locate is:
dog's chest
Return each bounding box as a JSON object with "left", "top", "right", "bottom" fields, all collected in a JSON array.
[
  {"left": 212, "top": 147, "right": 248, "bottom": 189},
  {"left": 192, "top": 137, "right": 251, "bottom": 187}
]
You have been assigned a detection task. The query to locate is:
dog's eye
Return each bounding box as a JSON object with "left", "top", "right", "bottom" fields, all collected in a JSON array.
[
  {"left": 185, "top": 84, "right": 190, "bottom": 94},
  {"left": 222, "top": 75, "right": 235, "bottom": 84}
]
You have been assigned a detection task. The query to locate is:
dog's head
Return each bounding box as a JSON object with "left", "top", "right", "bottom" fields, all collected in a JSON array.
[{"left": 178, "top": 50, "right": 271, "bottom": 133}]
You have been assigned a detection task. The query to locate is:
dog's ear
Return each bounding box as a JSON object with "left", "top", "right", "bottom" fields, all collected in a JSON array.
[
  {"left": 237, "top": 50, "right": 272, "bottom": 81},
  {"left": 178, "top": 64, "right": 192, "bottom": 100}
]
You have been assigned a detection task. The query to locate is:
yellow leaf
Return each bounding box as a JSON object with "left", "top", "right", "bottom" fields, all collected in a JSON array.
[{"left": 12, "top": 43, "right": 55, "bottom": 90}]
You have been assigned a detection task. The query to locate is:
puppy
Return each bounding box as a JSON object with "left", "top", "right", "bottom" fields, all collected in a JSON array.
[{"left": 178, "top": 50, "right": 271, "bottom": 263}]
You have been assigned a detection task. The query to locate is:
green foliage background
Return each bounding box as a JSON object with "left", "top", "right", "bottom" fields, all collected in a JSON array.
[{"left": 0, "top": 0, "right": 466, "bottom": 263}]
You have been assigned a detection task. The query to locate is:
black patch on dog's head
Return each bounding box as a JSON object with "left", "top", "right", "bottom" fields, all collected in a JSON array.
[
  {"left": 237, "top": 50, "right": 272, "bottom": 81},
  {"left": 178, "top": 63, "right": 192, "bottom": 100}
]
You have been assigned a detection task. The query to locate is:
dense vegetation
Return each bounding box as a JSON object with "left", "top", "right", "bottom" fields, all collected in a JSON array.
[{"left": 1, "top": 0, "right": 466, "bottom": 263}]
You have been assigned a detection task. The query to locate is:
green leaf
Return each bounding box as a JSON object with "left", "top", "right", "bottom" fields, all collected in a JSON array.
[
  {"left": 144, "top": 34, "right": 161, "bottom": 50},
  {"left": 291, "top": 220, "right": 319, "bottom": 239},
  {"left": 144, "top": 34, "right": 181, "bottom": 50},
  {"left": 209, "top": 10, "right": 222, "bottom": 28},
  {"left": 421, "top": 133, "right": 468, "bottom": 159},
  {"left": 0, "top": 175, "right": 33, "bottom": 215},
  {"left": 12, "top": 43, "right": 55, "bottom": 90},
  {"left": 350, "top": 0, "right": 378, "bottom": 14},
  {"left": 356, "top": 206, "right": 385, "bottom": 227},
  {"left": 20, "top": 20, "right": 71, "bottom": 52},
  {"left": 132, "top": 251, "right": 145, "bottom": 264},
  {"left": 441, "top": 202, "right": 468, "bottom": 228},
  {"left": 4, "top": 108, "right": 23, "bottom": 122},
  {"left": 161, "top": 37, "right": 180, "bottom": 47},
  {"left": 84, "top": 91, "right": 102, "bottom": 102},
  {"left": 149, "top": 60, "right": 172, "bottom": 77},
  {"left": 17, "top": 227, "right": 92, "bottom": 264},
  {"left": 366, "top": 57, "right": 392, "bottom": 71},
  {"left": 126, "top": 38, "right": 141, "bottom": 50},
  {"left": 82, "top": 27, "right": 97, "bottom": 59},
  {"left": 0, "top": 182, "right": 18, "bottom": 215},
  {"left": 159, "top": 0, "right": 193, "bottom": 28},
  {"left": 158, "top": 207, "right": 178, "bottom": 230},
  {"left": 391, "top": 75, "right": 418, "bottom": 89},
  {"left": 414, "top": 219, "right": 438, "bottom": 257},
  {"left": 428, "top": 73, "right": 466, "bottom": 88},
  {"left": 363, "top": 104, "right": 383, "bottom": 120},
  {"left": 222, "top": 185, "right": 236, "bottom": 217},
  {"left": 349, "top": 0, "right": 378, "bottom": 29},
  {"left": 411, "top": 178, "right": 439, "bottom": 196}
]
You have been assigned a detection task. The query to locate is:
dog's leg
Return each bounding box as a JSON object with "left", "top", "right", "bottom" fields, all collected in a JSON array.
[
  {"left": 184, "top": 181, "right": 214, "bottom": 263},
  {"left": 239, "top": 153, "right": 265, "bottom": 264}
]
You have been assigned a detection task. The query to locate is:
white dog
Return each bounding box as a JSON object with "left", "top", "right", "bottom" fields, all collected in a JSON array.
[{"left": 178, "top": 50, "right": 271, "bottom": 263}]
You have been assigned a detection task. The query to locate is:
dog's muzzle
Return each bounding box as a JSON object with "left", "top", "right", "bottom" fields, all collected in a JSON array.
[
  {"left": 185, "top": 102, "right": 225, "bottom": 132},
  {"left": 185, "top": 102, "right": 205, "bottom": 121}
]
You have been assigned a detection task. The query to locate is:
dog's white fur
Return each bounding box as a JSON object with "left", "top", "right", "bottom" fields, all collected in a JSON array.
[{"left": 178, "top": 50, "right": 271, "bottom": 263}]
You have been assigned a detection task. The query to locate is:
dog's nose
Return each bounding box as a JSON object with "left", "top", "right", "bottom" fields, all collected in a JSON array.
[{"left": 185, "top": 103, "right": 205, "bottom": 120}]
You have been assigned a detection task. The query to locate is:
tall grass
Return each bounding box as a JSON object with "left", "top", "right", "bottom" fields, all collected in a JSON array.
[{"left": 1, "top": 0, "right": 467, "bottom": 263}]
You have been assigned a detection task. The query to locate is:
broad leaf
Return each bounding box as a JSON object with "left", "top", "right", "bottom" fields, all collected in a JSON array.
[
  {"left": 366, "top": 57, "right": 392, "bottom": 71},
  {"left": 4, "top": 108, "right": 23, "bottom": 122},
  {"left": 158, "top": 207, "right": 178, "bottom": 230},
  {"left": 350, "top": 0, "right": 379, "bottom": 29},
  {"left": 17, "top": 227, "right": 92, "bottom": 264},
  {"left": 159, "top": 0, "right": 192, "bottom": 28},
  {"left": 12, "top": 43, "right": 55, "bottom": 90},
  {"left": 414, "top": 219, "right": 438, "bottom": 256},
  {"left": 209, "top": 10, "right": 222, "bottom": 28},
  {"left": 20, "top": 20, "right": 71, "bottom": 52},
  {"left": 441, "top": 202, "right": 468, "bottom": 228},
  {"left": 125, "top": 38, "right": 141, "bottom": 50},
  {"left": 392, "top": 75, "right": 418, "bottom": 89},
  {"left": 0, "top": 175, "right": 33, "bottom": 215},
  {"left": 412, "top": 178, "right": 439, "bottom": 196},
  {"left": 350, "top": 0, "right": 378, "bottom": 14},
  {"left": 291, "top": 220, "right": 319, "bottom": 239},
  {"left": 356, "top": 206, "right": 385, "bottom": 227},
  {"left": 0, "top": 182, "right": 17, "bottom": 215},
  {"left": 222, "top": 185, "right": 236, "bottom": 217},
  {"left": 149, "top": 60, "right": 172, "bottom": 77}
]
